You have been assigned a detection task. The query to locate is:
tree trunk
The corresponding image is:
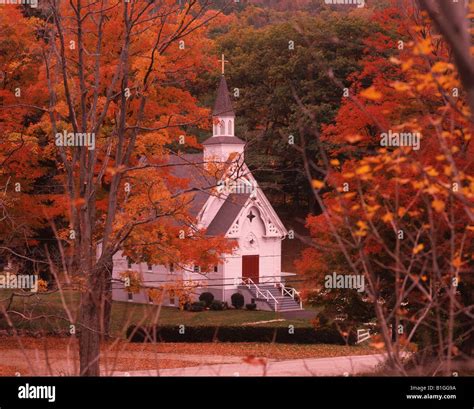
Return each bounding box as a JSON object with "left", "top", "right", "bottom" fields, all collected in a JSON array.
[
  {"left": 78, "top": 258, "right": 109, "bottom": 376},
  {"left": 102, "top": 255, "right": 113, "bottom": 340}
]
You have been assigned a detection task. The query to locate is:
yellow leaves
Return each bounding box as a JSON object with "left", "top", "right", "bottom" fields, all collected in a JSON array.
[
  {"left": 414, "top": 38, "right": 432, "bottom": 55},
  {"left": 452, "top": 257, "right": 462, "bottom": 269},
  {"left": 413, "top": 244, "right": 424, "bottom": 255},
  {"left": 382, "top": 213, "right": 393, "bottom": 223},
  {"left": 366, "top": 204, "right": 380, "bottom": 214},
  {"left": 401, "top": 58, "right": 414, "bottom": 72},
  {"left": 355, "top": 220, "right": 368, "bottom": 237},
  {"left": 391, "top": 81, "right": 411, "bottom": 92},
  {"left": 312, "top": 179, "right": 325, "bottom": 189},
  {"left": 389, "top": 56, "right": 401, "bottom": 65},
  {"left": 355, "top": 165, "right": 371, "bottom": 175},
  {"left": 345, "top": 134, "right": 363, "bottom": 144},
  {"left": 425, "top": 166, "right": 439, "bottom": 177},
  {"left": 397, "top": 207, "right": 406, "bottom": 218},
  {"left": 37, "top": 278, "right": 48, "bottom": 293},
  {"left": 343, "top": 192, "right": 357, "bottom": 199},
  {"left": 431, "top": 61, "right": 454, "bottom": 74},
  {"left": 412, "top": 180, "right": 424, "bottom": 189},
  {"left": 356, "top": 220, "right": 368, "bottom": 230},
  {"left": 360, "top": 86, "right": 382, "bottom": 101},
  {"left": 330, "top": 159, "right": 340, "bottom": 166},
  {"left": 432, "top": 199, "right": 445, "bottom": 213}
]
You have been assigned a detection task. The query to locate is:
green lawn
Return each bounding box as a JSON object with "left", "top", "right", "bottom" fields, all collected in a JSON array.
[{"left": 0, "top": 290, "right": 317, "bottom": 338}]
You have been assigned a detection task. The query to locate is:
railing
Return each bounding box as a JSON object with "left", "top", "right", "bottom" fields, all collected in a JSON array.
[
  {"left": 238, "top": 277, "right": 279, "bottom": 311},
  {"left": 280, "top": 283, "right": 303, "bottom": 310}
]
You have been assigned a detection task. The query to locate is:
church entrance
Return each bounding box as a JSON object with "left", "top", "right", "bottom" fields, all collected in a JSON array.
[{"left": 242, "top": 255, "right": 259, "bottom": 284}]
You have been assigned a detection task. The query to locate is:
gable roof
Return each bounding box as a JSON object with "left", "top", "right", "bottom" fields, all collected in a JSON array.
[
  {"left": 167, "top": 153, "right": 217, "bottom": 217},
  {"left": 212, "top": 75, "right": 235, "bottom": 116},
  {"left": 205, "top": 193, "right": 250, "bottom": 236}
]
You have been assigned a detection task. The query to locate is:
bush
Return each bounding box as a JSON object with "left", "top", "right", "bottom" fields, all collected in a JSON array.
[
  {"left": 210, "top": 300, "right": 224, "bottom": 311},
  {"left": 317, "top": 312, "right": 329, "bottom": 326},
  {"left": 199, "top": 292, "right": 214, "bottom": 307},
  {"left": 246, "top": 303, "right": 257, "bottom": 310},
  {"left": 127, "top": 324, "right": 357, "bottom": 344},
  {"left": 231, "top": 292, "right": 244, "bottom": 309},
  {"left": 190, "top": 302, "right": 204, "bottom": 312}
]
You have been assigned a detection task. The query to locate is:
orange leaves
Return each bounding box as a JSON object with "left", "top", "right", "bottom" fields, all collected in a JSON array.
[
  {"left": 413, "top": 243, "right": 424, "bottom": 255},
  {"left": 431, "top": 199, "right": 445, "bottom": 213},
  {"left": 382, "top": 212, "right": 393, "bottom": 223},
  {"left": 355, "top": 164, "right": 371, "bottom": 175},
  {"left": 312, "top": 179, "right": 325, "bottom": 189},
  {"left": 359, "top": 86, "right": 382, "bottom": 101},
  {"left": 413, "top": 37, "right": 432, "bottom": 56}
]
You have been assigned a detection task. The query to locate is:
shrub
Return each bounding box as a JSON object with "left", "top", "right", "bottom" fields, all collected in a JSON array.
[
  {"left": 317, "top": 312, "right": 329, "bottom": 326},
  {"left": 190, "top": 302, "right": 204, "bottom": 312},
  {"left": 199, "top": 292, "right": 214, "bottom": 307},
  {"left": 231, "top": 292, "right": 244, "bottom": 309},
  {"left": 210, "top": 300, "right": 224, "bottom": 311},
  {"left": 127, "top": 324, "right": 357, "bottom": 344},
  {"left": 246, "top": 303, "right": 257, "bottom": 310}
]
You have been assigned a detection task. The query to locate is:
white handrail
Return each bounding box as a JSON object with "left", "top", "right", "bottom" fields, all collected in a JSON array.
[
  {"left": 279, "top": 283, "right": 302, "bottom": 309},
  {"left": 239, "top": 278, "right": 279, "bottom": 311}
]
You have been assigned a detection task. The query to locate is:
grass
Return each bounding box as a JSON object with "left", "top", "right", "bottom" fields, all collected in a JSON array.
[{"left": 0, "top": 290, "right": 317, "bottom": 338}]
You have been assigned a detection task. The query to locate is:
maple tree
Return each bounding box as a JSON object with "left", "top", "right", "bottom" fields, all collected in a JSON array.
[
  {"left": 296, "top": 0, "right": 473, "bottom": 374},
  {"left": 0, "top": 1, "right": 237, "bottom": 376}
]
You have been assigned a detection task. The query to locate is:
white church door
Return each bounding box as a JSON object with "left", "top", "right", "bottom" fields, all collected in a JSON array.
[{"left": 242, "top": 255, "right": 259, "bottom": 284}]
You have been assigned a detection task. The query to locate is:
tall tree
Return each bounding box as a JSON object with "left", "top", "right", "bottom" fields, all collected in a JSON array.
[{"left": 1, "top": 0, "right": 234, "bottom": 375}]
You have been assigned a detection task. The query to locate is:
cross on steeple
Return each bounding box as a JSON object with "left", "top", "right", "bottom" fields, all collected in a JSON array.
[{"left": 218, "top": 53, "right": 229, "bottom": 75}]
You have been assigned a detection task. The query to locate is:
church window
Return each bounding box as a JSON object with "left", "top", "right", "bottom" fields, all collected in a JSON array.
[
  {"left": 127, "top": 291, "right": 133, "bottom": 301},
  {"left": 147, "top": 264, "right": 153, "bottom": 272},
  {"left": 213, "top": 265, "right": 218, "bottom": 273},
  {"left": 169, "top": 263, "right": 174, "bottom": 273},
  {"left": 247, "top": 210, "right": 256, "bottom": 223},
  {"left": 227, "top": 120, "right": 232, "bottom": 135},
  {"left": 193, "top": 265, "right": 201, "bottom": 273},
  {"left": 127, "top": 258, "right": 132, "bottom": 270},
  {"left": 219, "top": 120, "right": 225, "bottom": 135}
]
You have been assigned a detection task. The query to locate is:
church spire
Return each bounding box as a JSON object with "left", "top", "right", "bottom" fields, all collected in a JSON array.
[
  {"left": 203, "top": 69, "right": 245, "bottom": 163},
  {"left": 212, "top": 73, "right": 235, "bottom": 137},
  {"left": 212, "top": 75, "right": 235, "bottom": 117}
]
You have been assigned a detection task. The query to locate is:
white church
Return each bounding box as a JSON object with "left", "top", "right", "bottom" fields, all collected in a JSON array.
[{"left": 111, "top": 72, "right": 302, "bottom": 312}]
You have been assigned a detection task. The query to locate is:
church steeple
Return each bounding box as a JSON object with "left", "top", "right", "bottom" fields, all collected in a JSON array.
[
  {"left": 212, "top": 75, "right": 235, "bottom": 137},
  {"left": 203, "top": 68, "right": 245, "bottom": 163},
  {"left": 213, "top": 75, "right": 235, "bottom": 117}
]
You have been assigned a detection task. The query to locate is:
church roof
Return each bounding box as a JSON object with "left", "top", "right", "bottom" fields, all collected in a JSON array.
[
  {"left": 206, "top": 193, "right": 250, "bottom": 236},
  {"left": 167, "top": 154, "right": 250, "bottom": 236},
  {"left": 202, "top": 136, "right": 245, "bottom": 146},
  {"left": 212, "top": 75, "right": 235, "bottom": 116},
  {"left": 167, "top": 153, "right": 217, "bottom": 217}
]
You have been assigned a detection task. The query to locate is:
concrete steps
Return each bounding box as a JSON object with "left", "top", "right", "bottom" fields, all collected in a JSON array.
[{"left": 239, "top": 283, "right": 302, "bottom": 312}]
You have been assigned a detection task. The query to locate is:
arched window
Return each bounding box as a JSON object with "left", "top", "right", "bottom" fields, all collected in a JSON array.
[
  {"left": 228, "top": 120, "right": 232, "bottom": 135},
  {"left": 219, "top": 120, "right": 225, "bottom": 135}
]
